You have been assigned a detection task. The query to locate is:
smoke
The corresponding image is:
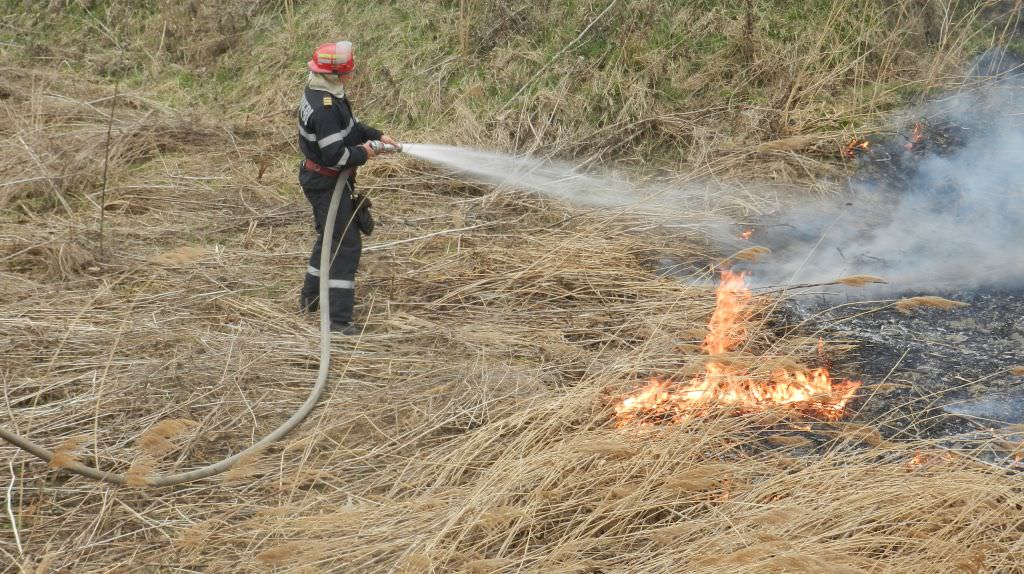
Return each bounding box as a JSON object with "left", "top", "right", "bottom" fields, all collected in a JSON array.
[{"left": 745, "top": 57, "right": 1024, "bottom": 293}]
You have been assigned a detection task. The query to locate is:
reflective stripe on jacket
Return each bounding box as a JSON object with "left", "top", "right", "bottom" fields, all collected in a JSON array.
[{"left": 297, "top": 87, "right": 382, "bottom": 189}]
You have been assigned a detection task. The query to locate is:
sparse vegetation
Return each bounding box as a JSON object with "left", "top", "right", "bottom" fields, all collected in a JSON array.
[{"left": 2, "top": 1, "right": 1023, "bottom": 572}]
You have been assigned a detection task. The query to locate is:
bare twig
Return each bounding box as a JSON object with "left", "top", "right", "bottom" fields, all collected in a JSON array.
[
  {"left": 6, "top": 461, "right": 22, "bottom": 557},
  {"left": 98, "top": 76, "right": 120, "bottom": 259},
  {"left": 363, "top": 221, "right": 496, "bottom": 252}
]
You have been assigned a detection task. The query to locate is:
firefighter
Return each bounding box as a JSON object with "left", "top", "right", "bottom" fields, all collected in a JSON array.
[{"left": 297, "top": 40, "right": 399, "bottom": 335}]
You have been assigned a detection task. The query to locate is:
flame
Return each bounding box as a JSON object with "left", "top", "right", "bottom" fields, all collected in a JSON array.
[
  {"left": 907, "top": 450, "right": 956, "bottom": 470},
  {"left": 905, "top": 121, "right": 925, "bottom": 151},
  {"left": 614, "top": 271, "right": 862, "bottom": 427},
  {"left": 841, "top": 138, "right": 870, "bottom": 159},
  {"left": 740, "top": 229, "right": 754, "bottom": 240},
  {"left": 703, "top": 270, "right": 751, "bottom": 355}
]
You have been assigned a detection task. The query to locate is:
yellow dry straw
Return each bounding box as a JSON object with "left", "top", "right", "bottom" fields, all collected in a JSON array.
[
  {"left": 835, "top": 274, "right": 888, "bottom": 287},
  {"left": 0, "top": 173, "right": 354, "bottom": 486},
  {"left": 729, "top": 245, "right": 772, "bottom": 263},
  {"left": 47, "top": 436, "right": 89, "bottom": 470},
  {"left": 894, "top": 295, "right": 969, "bottom": 314}
]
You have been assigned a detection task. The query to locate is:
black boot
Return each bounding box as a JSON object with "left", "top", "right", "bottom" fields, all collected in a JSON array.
[
  {"left": 328, "top": 286, "right": 356, "bottom": 324},
  {"left": 300, "top": 293, "right": 318, "bottom": 314},
  {"left": 329, "top": 321, "right": 362, "bottom": 336},
  {"left": 299, "top": 273, "right": 319, "bottom": 314}
]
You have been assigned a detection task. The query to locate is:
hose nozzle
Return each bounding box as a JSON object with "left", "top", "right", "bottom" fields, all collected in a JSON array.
[{"left": 368, "top": 140, "right": 402, "bottom": 155}]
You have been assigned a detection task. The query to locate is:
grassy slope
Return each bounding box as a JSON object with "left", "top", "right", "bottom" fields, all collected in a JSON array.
[
  {"left": 1, "top": 1, "right": 1023, "bottom": 572},
  {"left": 6, "top": 0, "right": 1007, "bottom": 157}
]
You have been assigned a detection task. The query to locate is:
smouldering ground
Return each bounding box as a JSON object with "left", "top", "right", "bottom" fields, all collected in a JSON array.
[{"left": 3, "top": 66, "right": 1024, "bottom": 574}]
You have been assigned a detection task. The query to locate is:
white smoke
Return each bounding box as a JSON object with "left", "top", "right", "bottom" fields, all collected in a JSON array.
[{"left": 749, "top": 71, "right": 1024, "bottom": 292}]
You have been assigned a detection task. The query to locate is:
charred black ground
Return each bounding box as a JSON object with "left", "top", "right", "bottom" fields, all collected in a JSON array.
[
  {"left": 760, "top": 112, "right": 1023, "bottom": 454},
  {"left": 783, "top": 287, "right": 1023, "bottom": 436}
]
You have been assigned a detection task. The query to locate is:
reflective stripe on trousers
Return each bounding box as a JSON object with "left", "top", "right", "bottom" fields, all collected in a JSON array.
[
  {"left": 302, "top": 184, "right": 361, "bottom": 324},
  {"left": 306, "top": 266, "right": 354, "bottom": 289}
]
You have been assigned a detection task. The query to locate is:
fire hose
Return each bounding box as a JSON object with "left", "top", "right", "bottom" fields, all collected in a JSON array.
[{"left": 0, "top": 142, "right": 401, "bottom": 486}]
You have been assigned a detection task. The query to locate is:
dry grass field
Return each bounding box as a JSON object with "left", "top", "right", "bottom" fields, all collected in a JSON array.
[{"left": 2, "top": 1, "right": 1023, "bottom": 572}]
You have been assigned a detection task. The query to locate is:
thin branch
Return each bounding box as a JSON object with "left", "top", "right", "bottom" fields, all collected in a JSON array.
[
  {"left": 98, "top": 76, "right": 120, "bottom": 259},
  {"left": 363, "top": 222, "right": 497, "bottom": 252},
  {"left": 6, "top": 461, "right": 22, "bottom": 557}
]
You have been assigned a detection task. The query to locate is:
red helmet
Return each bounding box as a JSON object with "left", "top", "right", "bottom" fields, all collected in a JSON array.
[{"left": 308, "top": 41, "right": 355, "bottom": 74}]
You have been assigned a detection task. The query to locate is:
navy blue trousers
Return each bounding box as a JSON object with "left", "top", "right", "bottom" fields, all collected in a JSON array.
[{"left": 301, "top": 182, "right": 361, "bottom": 324}]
